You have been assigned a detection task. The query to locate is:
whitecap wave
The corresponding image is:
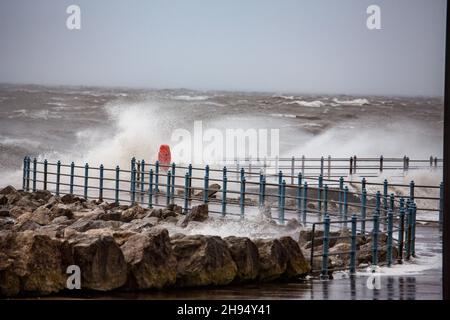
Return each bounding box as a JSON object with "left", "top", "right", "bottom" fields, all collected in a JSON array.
[
  {"left": 332, "top": 98, "right": 369, "bottom": 106},
  {"left": 173, "top": 95, "right": 209, "bottom": 101},
  {"left": 285, "top": 100, "right": 325, "bottom": 108}
]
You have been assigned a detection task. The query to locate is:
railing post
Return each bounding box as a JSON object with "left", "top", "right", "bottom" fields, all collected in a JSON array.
[
  {"left": 84, "top": 163, "right": 89, "bottom": 200},
  {"left": 43, "top": 159, "right": 48, "bottom": 191},
  {"left": 387, "top": 209, "right": 393, "bottom": 267},
  {"left": 338, "top": 177, "right": 344, "bottom": 218},
  {"left": 372, "top": 211, "right": 380, "bottom": 266},
  {"left": 22, "top": 156, "right": 27, "bottom": 190},
  {"left": 361, "top": 188, "right": 367, "bottom": 234},
  {"left": 343, "top": 186, "right": 348, "bottom": 228},
  {"left": 302, "top": 182, "right": 308, "bottom": 225},
  {"left": 222, "top": 175, "right": 227, "bottom": 217},
  {"left": 390, "top": 193, "right": 395, "bottom": 212},
  {"left": 379, "top": 155, "right": 383, "bottom": 173},
  {"left": 350, "top": 214, "right": 357, "bottom": 274},
  {"left": 56, "top": 160, "right": 61, "bottom": 196},
  {"left": 166, "top": 170, "right": 171, "bottom": 206},
  {"left": 353, "top": 155, "right": 357, "bottom": 174},
  {"left": 409, "top": 180, "right": 415, "bottom": 201},
  {"left": 188, "top": 164, "right": 193, "bottom": 205},
  {"left": 131, "top": 166, "right": 136, "bottom": 205},
  {"left": 262, "top": 176, "right": 266, "bottom": 207},
  {"left": 115, "top": 166, "right": 120, "bottom": 204},
  {"left": 203, "top": 165, "right": 210, "bottom": 204},
  {"left": 278, "top": 170, "right": 282, "bottom": 209},
  {"left": 349, "top": 156, "right": 353, "bottom": 176},
  {"left": 140, "top": 160, "right": 145, "bottom": 203},
  {"left": 183, "top": 172, "right": 189, "bottom": 214},
  {"left": 69, "top": 162, "right": 74, "bottom": 194},
  {"left": 383, "top": 179, "right": 388, "bottom": 212},
  {"left": 171, "top": 162, "right": 176, "bottom": 205},
  {"left": 397, "top": 204, "right": 405, "bottom": 263},
  {"left": 411, "top": 203, "right": 417, "bottom": 257},
  {"left": 154, "top": 160, "right": 160, "bottom": 192},
  {"left": 439, "top": 182, "right": 444, "bottom": 230},
  {"left": 32, "top": 158, "right": 37, "bottom": 192},
  {"left": 240, "top": 176, "right": 246, "bottom": 219},
  {"left": 26, "top": 156, "right": 31, "bottom": 192},
  {"left": 99, "top": 164, "right": 104, "bottom": 201},
  {"left": 321, "top": 215, "right": 330, "bottom": 280},
  {"left": 259, "top": 172, "right": 264, "bottom": 207},
  {"left": 323, "top": 185, "right": 328, "bottom": 220},
  {"left": 291, "top": 156, "right": 295, "bottom": 185},
  {"left": 361, "top": 177, "right": 366, "bottom": 191},
  {"left": 301, "top": 155, "right": 305, "bottom": 176},
  {"left": 318, "top": 174, "right": 323, "bottom": 215},
  {"left": 327, "top": 155, "right": 331, "bottom": 179},
  {"left": 296, "top": 173, "right": 302, "bottom": 219},
  {"left": 376, "top": 191, "right": 381, "bottom": 214},
  {"left": 320, "top": 156, "right": 324, "bottom": 177},
  {"left": 405, "top": 203, "right": 412, "bottom": 260},
  {"left": 279, "top": 180, "right": 286, "bottom": 224},
  {"left": 148, "top": 169, "right": 153, "bottom": 208}
]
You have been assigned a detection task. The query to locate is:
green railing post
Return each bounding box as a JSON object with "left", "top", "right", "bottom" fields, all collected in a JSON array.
[
  {"left": 361, "top": 188, "right": 367, "bottom": 234},
  {"left": 397, "top": 204, "right": 405, "bottom": 263},
  {"left": 154, "top": 160, "right": 160, "bottom": 192},
  {"left": 56, "top": 160, "right": 61, "bottom": 196},
  {"left": 372, "top": 211, "right": 380, "bottom": 266},
  {"left": 278, "top": 171, "right": 282, "bottom": 209},
  {"left": 69, "top": 162, "right": 74, "bottom": 194},
  {"left": 383, "top": 179, "right": 388, "bottom": 212},
  {"left": 22, "top": 156, "right": 27, "bottom": 190},
  {"left": 411, "top": 203, "right": 417, "bottom": 257},
  {"left": 32, "top": 158, "right": 37, "bottom": 192},
  {"left": 84, "top": 163, "right": 89, "bottom": 200},
  {"left": 409, "top": 180, "right": 415, "bottom": 201},
  {"left": 240, "top": 176, "right": 246, "bottom": 218},
  {"left": 203, "top": 165, "right": 209, "bottom": 204},
  {"left": 171, "top": 162, "right": 176, "bottom": 205},
  {"left": 405, "top": 204, "right": 412, "bottom": 260},
  {"left": 323, "top": 185, "right": 328, "bottom": 220},
  {"left": 338, "top": 177, "right": 344, "bottom": 217},
  {"left": 115, "top": 166, "right": 120, "bottom": 204},
  {"left": 279, "top": 180, "right": 286, "bottom": 224},
  {"left": 321, "top": 215, "right": 330, "bottom": 280},
  {"left": 99, "top": 164, "right": 104, "bottom": 201},
  {"left": 166, "top": 170, "right": 171, "bottom": 206},
  {"left": 140, "top": 160, "right": 145, "bottom": 203},
  {"left": 343, "top": 186, "right": 348, "bottom": 228},
  {"left": 259, "top": 172, "right": 264, "bottom": 207},
  {"left": 390, "top": 193, "right": 395, "bottom": 212},
  {"left": 183, "top": 172, "right": 189, "bottom": 214},
  {"left": 302, "top": 182, "right": 308, "bottom": 225},
  {"left": 350, "top": 214, "right": 357, "bottom": 274},
  {"left": 297, "top": 172, "right": 303, "bottom": 219},
  {"left": 148, "top": 169, "right": 153, "bottom": 208},
  {"left": 361, "top": 177, "right": 366, "bottom": 191},
  {"left": 131, "top": 166, "right": 137, "bottom": 205},
  {"left": 26, "top": 156, "right": 31, "bottom": 192},
  {"left": 43, "top": 159, "right": 48, "bottom": 191},
  {"left": 387, "top": 209, "right": 393, "bottom": 267},
  {"left": 318, "top": 174, "right": 323, "bottom": 214},
  {"left": 222, "top": 175, "right": 227, "bottom": 217}
]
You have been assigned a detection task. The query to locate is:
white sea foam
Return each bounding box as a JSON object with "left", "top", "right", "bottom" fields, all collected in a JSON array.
[
  {"left": 270, "top": 113, "right": 297, "bottom": 118},
  {"left": 285, "top": 100, "right": 325, "bottom": 108},
  {"left": 173, "top": 95, "right": 209, "bottom": 101},
  {"left": 332, "top": 98, "right": 370, "bottom": 106}
]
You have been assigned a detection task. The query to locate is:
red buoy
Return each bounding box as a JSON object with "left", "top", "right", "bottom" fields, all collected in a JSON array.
[{"left": 158, "top": 144, "right": 171, "bottom": 171}]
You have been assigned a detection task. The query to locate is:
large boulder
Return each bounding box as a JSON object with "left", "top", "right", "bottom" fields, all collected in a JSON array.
[
  {"left": 0, "top": 231, "right": 68, "bottom": 296},
  {"left": 224, "top": 236, "right": 259, "bottom": 282},
  {"left": 171, "top": 234, "right": 237, "bottom": 287},
  {"left": 180, "top": 204, "right": 208, "bottom": 227},
  {"left": 68, "top": 234, "right": 127, "bottom": 291},
  {"left": 121, "top": 228, "right": 177, "bottom": 289},
  {"left": 69, "top": 219, "right": 122, "bottom": 233},
  {"left": 254, "top": 239, "right": 288, "bottom": 282},
  {"left": 121, "top": 205, "right": 147, "bottom": 222},
  {"left": 279, "top": 236, "right": 310, "bottom": 278}
]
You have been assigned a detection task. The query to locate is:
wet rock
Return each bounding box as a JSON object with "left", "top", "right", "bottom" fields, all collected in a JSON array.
[
  {"left": 28, "top": 206, "right": 52, "bottom": 226},
  {"left": 121, "top": 229, "right": 177, "bottom": 289},
  {"left": 69, "top": 219, "right": 122, "bottom": 232},
  {"left": 31, "top": 190, "right": 52, "bottom": 202},
  {"left": 121, "top": 205, "right": 147, "bottom": 222},
  {"left": 180, "top": 204, "right": 208, "bottom": 227},
  {"left": 148, "top": 208, "right": 163, "bottom": 219},
  {"left": 0, "top": 185, "right": 17, "bottom": 195},
  {"left": 68, "top": 234, "right": 127, "bottom": 291},
  {"left": 0, "top": 208, "right": 10, "bottom": 217},
  {"left": 60, "top": 194, "right": 83, "bottom": 204},
  {"left": 171, "top": 234, "right": 237, "bottom": 287},
  {"left": 49, "top": 204, "right": 74, "bottom": 220},
  {"left": 0, "top": 231, "right": 68, "bottom": 296},
  {"left": 224, "top": 236, "right": 259, "bottom": 282},
  {"left": 279, "top": 236, "right": 310, "bottom": 278},
  {"left": 254, "top": 239, "right": 288, "bottom": 282},
  {"left": 98, "top": 211, "right": 122, "bottom": 221},
  {"left": 120, "top": 217, "right": 157, "bottom": 232},
  {"left": 0, "top": 195, "right": 7, "bottom": 206}
]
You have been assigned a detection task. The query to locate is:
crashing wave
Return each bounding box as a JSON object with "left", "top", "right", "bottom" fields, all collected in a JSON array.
[
  {"left": 285, "top": 100, "right": 325, "bottom": 108},
  {"left": 332, "top": 98, "right": 370, "bottom": 106}
]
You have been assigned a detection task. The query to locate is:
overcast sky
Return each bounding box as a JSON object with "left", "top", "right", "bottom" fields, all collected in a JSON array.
[{"left": 0, "top": 0, "right": 446, "bottom": 96}]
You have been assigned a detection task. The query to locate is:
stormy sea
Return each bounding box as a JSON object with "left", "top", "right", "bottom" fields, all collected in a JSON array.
[{"left": 0, "top": 84, "right": 443, "bottom": 299}]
